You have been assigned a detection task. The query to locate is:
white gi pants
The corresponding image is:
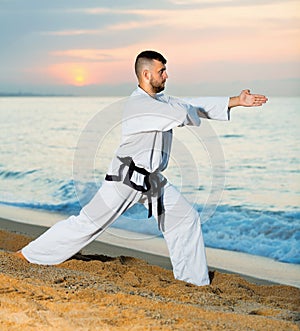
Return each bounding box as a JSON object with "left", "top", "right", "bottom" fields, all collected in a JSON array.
[{"left": 22, "top": 180, "right": 209, "bottom": 286}]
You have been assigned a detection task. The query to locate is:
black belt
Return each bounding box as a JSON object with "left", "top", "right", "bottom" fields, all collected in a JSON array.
[{"left": 105, "top": 157, "right": 166, "bottom": 230}]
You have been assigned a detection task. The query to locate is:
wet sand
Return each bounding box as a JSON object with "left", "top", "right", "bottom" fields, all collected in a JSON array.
[{"left": 1, "top": 229, "right": 299, "bottom": 330}]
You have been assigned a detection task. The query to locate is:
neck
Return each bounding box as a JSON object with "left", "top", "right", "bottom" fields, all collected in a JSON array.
[{"left": 138, "top": 84, "right": 156, "bottom": 97}]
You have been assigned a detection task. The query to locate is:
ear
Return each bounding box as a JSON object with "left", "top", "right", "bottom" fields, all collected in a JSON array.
[{"left": 142, "top": 69, "right": 151, "bottom": 81}]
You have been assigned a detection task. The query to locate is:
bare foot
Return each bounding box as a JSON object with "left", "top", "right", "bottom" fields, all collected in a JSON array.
[{"left": 14, "top": 251, "right": 29, "bottom": 262}]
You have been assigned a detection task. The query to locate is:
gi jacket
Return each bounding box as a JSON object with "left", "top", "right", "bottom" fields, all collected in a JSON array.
[{"left": 106, "top": 86, "right": 230, "bottom": 190}]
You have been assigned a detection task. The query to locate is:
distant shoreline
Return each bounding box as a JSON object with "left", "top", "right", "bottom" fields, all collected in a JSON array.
[{"left": 0, "top": 92, "right": 74, "bottom": 97}]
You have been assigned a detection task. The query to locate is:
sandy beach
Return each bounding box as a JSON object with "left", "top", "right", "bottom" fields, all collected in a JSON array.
[{"left": 0, "top": 210, "right": 300, "bottom": 330}]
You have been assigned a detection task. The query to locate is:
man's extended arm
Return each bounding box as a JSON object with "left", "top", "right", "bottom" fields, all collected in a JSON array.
[
  {"left": 179, "top": 89, "right": 268, "bottom": 123},
  {"left": 228, "top": 89, "right": 268, "bottom": 108}
]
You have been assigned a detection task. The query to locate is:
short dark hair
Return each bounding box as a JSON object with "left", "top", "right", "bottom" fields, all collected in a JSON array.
[{"left": 134, "top": 50, "right": 167, "bottom": 78}]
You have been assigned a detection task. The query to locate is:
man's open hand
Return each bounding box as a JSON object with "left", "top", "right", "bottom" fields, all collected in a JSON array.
[
  {"left": 239, "top": 89, "right": 268, "bottom": 107},
  {"left": 229, "top": 89, "right": 268, "bottom": 108}
]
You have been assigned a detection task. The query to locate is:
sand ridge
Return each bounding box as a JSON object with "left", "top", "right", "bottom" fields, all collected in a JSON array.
[{"left": 0, "top": 230, "right": 299, "bottom": 330}]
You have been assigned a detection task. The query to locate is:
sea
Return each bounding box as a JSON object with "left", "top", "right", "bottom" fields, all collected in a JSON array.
[{"left": 0, "top": 96, "right": 299, "bottom": 264}]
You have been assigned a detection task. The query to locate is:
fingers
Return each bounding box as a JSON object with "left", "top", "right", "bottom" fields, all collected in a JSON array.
[
  {"left": 254, "top": 94, "right": 268, "bottom": 102},
  {"left": 253, "top": 94, "right": 267, "bottom": 99},
  {"left": 252, "top": 95, "right": 268, "bottom": 106}
]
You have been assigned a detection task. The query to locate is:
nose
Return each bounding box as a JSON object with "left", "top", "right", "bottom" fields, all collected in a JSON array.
[{"left": 163, "top": 71, "right": 168, "bottom": 79}]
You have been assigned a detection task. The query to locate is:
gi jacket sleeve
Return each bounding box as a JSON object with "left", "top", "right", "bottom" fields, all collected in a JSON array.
[{"left": 179, "top": 96, "right": 230, "bottom": 121}]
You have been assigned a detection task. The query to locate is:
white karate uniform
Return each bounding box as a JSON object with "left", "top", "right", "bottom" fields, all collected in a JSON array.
[{"left": 22, "top": 87, "right": 230, "bottom": 286}]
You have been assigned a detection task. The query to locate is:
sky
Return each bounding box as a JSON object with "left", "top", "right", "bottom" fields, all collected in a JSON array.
[{"left": 0, "top": 0, "right": 299, "bottom": 96}]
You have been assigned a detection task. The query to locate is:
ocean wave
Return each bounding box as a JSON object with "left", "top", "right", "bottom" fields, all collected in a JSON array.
[
  {"left": 0, "top": 169, "right": 39, "bottom": 179},
  {"left": 200, "top": 206, "right": 300, "bottom": 264},
  {"left": 221, "top": 134, "right": 244, "bottom": 138},
  {"left": 0, "top": 200, "right": 81, "bottom": 215}
]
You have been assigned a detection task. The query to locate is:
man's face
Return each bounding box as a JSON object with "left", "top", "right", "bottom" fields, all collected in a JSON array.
[{"left": 149, "top": 60, "right": 168, "bottom": 94}]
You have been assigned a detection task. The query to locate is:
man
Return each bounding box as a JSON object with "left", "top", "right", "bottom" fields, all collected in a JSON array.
[{"left": 16, "top": 50, "right": 267, "bottom": 286}]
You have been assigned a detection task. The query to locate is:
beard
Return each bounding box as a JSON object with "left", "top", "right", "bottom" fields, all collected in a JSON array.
[{"left": 150, "top": 77, "right": 166, "bottom": 93}]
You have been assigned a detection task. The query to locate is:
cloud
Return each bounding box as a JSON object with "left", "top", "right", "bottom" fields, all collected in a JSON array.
[
  {"left": 40, "top": 2, "right": 300, "bottom": 40},
  {"left": 167, "top": 0, "right": 299, "bottom": 7},
  {"left": 51, "top": 49, "right": 117, "bottom": 62},
  {"left": 42, "top": 30, "right": 101, "bottom": 37}
]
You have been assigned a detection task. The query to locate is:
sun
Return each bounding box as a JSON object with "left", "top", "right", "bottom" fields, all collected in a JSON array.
[
  {"left": 74, "top": 74, "right": 85, "bottom": 85},
  {"left": 70, "top": 66, "right": 89, "bottom": 86}
]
